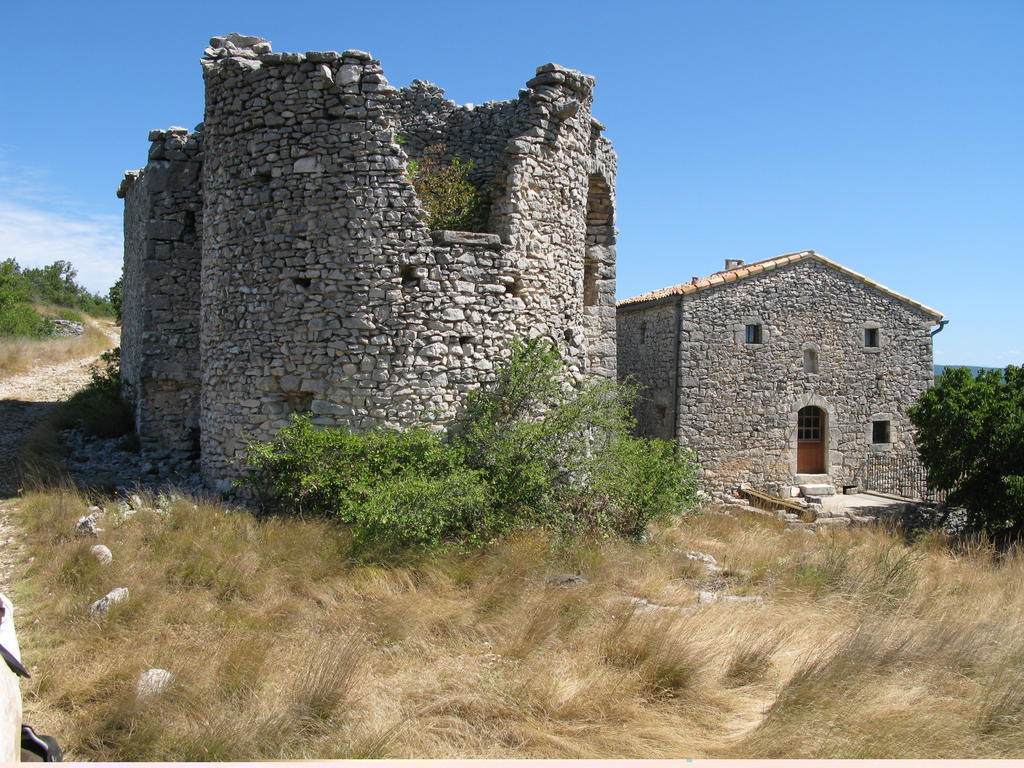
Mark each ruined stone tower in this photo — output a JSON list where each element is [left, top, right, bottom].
[[118, 34, 617, 490]]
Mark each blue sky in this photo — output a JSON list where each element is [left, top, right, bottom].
[[1, 0, 1020, 367]]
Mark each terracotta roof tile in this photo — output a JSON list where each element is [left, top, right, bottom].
[[617, 250, 944, 320]]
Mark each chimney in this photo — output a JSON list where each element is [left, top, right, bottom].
[[724, 259, 744, 270]]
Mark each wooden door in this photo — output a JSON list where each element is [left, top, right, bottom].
[[797, 406, 825, 474]]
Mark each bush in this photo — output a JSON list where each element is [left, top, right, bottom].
[[0, 301, 54, 338], [243, 416, 492, 548], [408, 143, 488, 232], [451, 338, 699, 538], [910, 365, 1024, 537], [55, 308, 84, 323], [243, 339, 700, 548]]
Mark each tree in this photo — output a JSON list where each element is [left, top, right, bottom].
[[108, 276, 123, 321], [910, 366, 1024, 536]]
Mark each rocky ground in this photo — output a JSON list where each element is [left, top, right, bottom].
[[0, 348, 112, 595], [0, 327, 129, 595]]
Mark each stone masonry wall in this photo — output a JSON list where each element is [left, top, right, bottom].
[[618, 257, 937, 493], [117, 128, 203, 463], [118, 34, 617, 490], [617, 300, 677, 441]]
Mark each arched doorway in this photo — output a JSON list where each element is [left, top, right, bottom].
[[797, 406, 826, 474]]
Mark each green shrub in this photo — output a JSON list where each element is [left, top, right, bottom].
[[0, 301, 54, 338], [243, 339, 700, 549], [243, 416, 492, 548], [55, 308, 83, 323], [408, 143, 489, 232], [910, 365, 1024, 536], [586, 435, 700, 538]]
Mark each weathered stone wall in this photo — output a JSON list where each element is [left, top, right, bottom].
[[619, 257, 938, 492], [117, 128, 203, 462], [617, 299, 677, 441], [120, 33, 617, 490]]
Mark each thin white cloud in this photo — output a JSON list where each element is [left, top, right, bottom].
[[0, 200, 122, 295]]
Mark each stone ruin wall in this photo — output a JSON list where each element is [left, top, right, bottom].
[[118, 130, 203, 464], [618, 258, 937, 493], [119, 34, 617, 490]]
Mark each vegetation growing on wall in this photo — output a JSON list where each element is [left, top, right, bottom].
[[407, 143, 489, 232], [243, 338, 699, 547]]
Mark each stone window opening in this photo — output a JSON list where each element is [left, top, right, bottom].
[[583, 258, 598, 307], [283, 391, 314, 415], [400, 265, 419, 290], [291, 276, 312, 290], [865, 327, 880, 347], [187, 427, 201, 460], [745, 324, 762, 344], [639, 320, 647, 345], [872, 420, 891, 444], [803, 348, 819, 374], [585, 175, 614, 247], [505, 278, 523, 297]]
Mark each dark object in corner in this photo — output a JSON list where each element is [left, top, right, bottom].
[[21, 725, 62, 762]]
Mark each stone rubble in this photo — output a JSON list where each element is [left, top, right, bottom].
[[49, 319, 84, 338], [74, 515, 101, 538]]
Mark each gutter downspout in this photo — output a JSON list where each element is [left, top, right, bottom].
[[672, 295, 683, 444], [930, 319, 949, 336]]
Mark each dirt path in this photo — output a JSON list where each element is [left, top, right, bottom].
[[0, 323, 119, 595]]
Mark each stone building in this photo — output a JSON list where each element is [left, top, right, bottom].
[[617, 251, 944, 497], [117, 33, 617, 490]]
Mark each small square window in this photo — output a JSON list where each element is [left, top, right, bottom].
[[745, 324, 762, 344], [864, 328, 880, 348], [872, 420, 891, 444]]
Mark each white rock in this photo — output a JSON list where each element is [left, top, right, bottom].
[[136, 668, 174, 698], [75, 515, 101, 537], [89, 545, 113, 565], [89, 587, 128, 615], [722, 595, 764, 605], [336, 64, 361, 85]]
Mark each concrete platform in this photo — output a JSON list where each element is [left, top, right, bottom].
[[817, 492, 912, 519]]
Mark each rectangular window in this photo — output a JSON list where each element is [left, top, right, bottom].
[[872, 420, 891, 444], [745, 324, 762, 344], [803, 349, 818, 373], [865, 328, 880, 348], [583, 258, 598, 307]]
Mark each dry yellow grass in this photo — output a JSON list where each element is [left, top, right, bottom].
[[0, 312, 115, 377], [10, 493, 1024, 760]]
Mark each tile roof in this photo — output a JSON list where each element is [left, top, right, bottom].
[[617, 250, 944, 319]]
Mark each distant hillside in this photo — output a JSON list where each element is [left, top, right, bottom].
[[934, 364, 1001, 378]]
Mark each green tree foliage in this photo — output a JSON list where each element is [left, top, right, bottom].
[[407, 143, 489, 232], [22, 260, 115, 317], [910, 365, 1024, 536], [108, 277, 123, 321], [0, 258, 53, 338], [0, 257, 116, 338], [243, 338, 700, 549]]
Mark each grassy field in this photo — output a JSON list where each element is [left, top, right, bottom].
[[0, 309, 114, 377], [10, 490, 1024, 760]]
